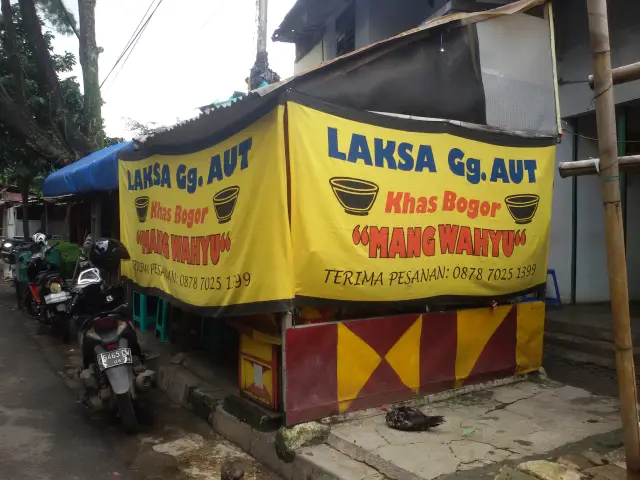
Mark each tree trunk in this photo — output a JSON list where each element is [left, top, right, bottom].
[[19, 178, 30, 239], [18, 0, 94, 159], [0, 86, 69, 162], [1, 0, 26, 106], [78, 0, 102, 146]]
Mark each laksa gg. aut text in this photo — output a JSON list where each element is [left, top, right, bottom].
[[126, 137, 253, 194], [327, 127, 538, 185]]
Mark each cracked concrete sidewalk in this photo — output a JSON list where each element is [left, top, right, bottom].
[[321, 380, 621, 480]]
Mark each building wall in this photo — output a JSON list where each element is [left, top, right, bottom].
[[294, 0, 442, 73], [547, 127, 574, 303], [574, 115, 610, 302], [555, 0, 640, 117], [14, 220, 42, 238], [4, 207, 16, 238], [294, 39, 325, 74], [365, 0, 439, 45], [626, 170, 640, 300], [549, 0, 640, 303]]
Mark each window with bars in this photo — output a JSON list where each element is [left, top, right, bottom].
[[336, 2, 355, 56]]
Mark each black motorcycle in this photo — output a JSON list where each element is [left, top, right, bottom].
[[74, 238, 154, 433]]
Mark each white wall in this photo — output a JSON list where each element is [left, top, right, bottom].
[[547, 125, 574, 303], [294, 39, 325, 74], [5, 207, 16, 238], [574, 115, 610, 302], [14, 220, 41, 238]]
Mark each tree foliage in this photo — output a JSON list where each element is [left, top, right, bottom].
[[125, 117, 167, 137], [0, 2, 86, 237], [36, 0, 78, 37], [0, 4, 84, 167]]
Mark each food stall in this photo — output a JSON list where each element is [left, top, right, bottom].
[[119, 0, 558, 424], [119, 94, 554, 424]]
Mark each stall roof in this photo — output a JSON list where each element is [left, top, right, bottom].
[[42, 142, 134, 198]]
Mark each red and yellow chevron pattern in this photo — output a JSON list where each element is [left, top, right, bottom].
[[285, 301, 544, 425]]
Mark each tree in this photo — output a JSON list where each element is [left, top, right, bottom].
[[77, 0, 101, 146], [37, 0, 102, 147], [0, 3, 86, 237], [125, 118, 167, 137], [0, 0, 101, 164]]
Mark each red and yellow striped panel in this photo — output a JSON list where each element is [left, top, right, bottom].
[[285, 301, 544, 425]]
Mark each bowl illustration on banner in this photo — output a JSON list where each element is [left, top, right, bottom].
[[505, 194, 540, 224], [213, 186, 240, 224], [135, 196, 150, 223], [329, 177, 379, 216]]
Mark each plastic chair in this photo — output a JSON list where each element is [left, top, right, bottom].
[[132, 291, 149, 332], [155, 298, 170, 343], [546, 269, 561, 306]]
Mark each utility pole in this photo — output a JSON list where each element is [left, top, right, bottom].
[[248, 0, 280, 90], [586, 0, 640, 476], [257, 0, 268, 55]]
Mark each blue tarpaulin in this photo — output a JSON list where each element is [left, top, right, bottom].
[[42, 142, 134, 197]]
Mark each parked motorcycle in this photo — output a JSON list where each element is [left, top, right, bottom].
[[66, 237, 125, 335], [74, 238, 154, 433], [8, 239, 37, 306], [21, 239, 72, 340]]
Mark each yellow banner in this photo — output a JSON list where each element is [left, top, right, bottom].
[[287, 101, 555, 303], [119, 107, 293, 314]]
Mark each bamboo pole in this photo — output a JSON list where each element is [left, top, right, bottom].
[[558, 155, 640, 178], [586, 0, 640, 476], [589, 61, 640, 89]]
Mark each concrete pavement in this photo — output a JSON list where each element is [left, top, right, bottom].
[[322, 380, 622, 480]]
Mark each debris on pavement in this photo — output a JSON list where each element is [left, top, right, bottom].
[[492, 449, 628, 480], [221, 459, 245, 480], [385, 406, 445, 432], [516, 460, 584, 480]]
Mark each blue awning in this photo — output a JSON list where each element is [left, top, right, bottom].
[[42, 142, 134, 197]]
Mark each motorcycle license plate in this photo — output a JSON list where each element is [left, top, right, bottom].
[[97, 348, 132, 371], [44, 292, 71, 304]]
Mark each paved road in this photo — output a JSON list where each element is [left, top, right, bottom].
[[0, 289, 132, 479], [0, 283, 279, 480]]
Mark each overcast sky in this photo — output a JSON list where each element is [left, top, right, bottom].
[[50, 0, 296, 139]]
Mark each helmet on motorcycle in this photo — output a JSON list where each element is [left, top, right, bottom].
[[32, 233, 46, 245], [82, 234, 92, 255], [89, 238, 130, 269]]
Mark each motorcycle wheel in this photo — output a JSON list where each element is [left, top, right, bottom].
[[24, 290, 39, 319], [116, 393, 139, 434]]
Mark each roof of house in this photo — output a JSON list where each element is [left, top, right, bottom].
[[131, 0, 547, 155], [272, 0, 351, 44]]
